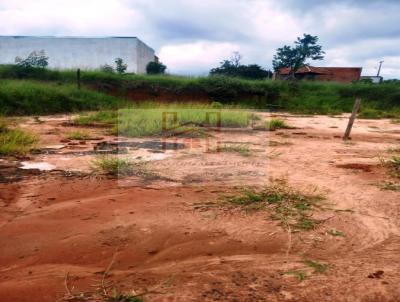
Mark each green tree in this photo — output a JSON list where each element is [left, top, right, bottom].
[[272, 34, 324, 79], [115, 58, 127, 74], [146, 61, 167, 74], [15, 50, 49, 69], [210, 52, 272, 80]]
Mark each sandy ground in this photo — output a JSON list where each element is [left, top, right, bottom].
[[1, 113, 400, 302]]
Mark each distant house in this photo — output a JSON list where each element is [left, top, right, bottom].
[[275, 66, 362, 83], [0, 36, 156, 74]]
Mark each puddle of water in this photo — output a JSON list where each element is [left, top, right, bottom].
[[20, 162, 56, 171]]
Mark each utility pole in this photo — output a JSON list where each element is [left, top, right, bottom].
[[377, 61, 384, 77]]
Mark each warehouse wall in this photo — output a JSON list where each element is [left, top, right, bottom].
[[0, 36, 155, 73]]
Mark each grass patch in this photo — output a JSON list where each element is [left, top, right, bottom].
[[359, 108, 384, 119], [384, 156, 400, 178], [74, 104, 253, 137], [91, 156, 162, 181], [304, 260, 329, 273], [0, 121, 38, 156], [73, 110, 118, 126], [255, 119, 291, 131], [380, 181, 400, 191], [387, 147, 400, 154], [117, 105, 251, 137], [1, 65, 400, 118], [215, 144, 251, 156], [109, 288, 143, 302], [0, 80, 124, 115], [284, 270, 307, 281], [221, 180, 324, 231], [284, 259, 329, 281], [91, 156, 134, 176], [66, 130, 93, 140]]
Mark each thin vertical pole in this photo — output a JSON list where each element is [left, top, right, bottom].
[[343, 98, 361, 141], [77, 68, 81, 90]]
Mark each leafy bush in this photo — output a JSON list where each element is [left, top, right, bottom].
[[146, 61, 167, 74]]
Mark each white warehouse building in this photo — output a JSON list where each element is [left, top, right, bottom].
[[0, 36, 156, 74]]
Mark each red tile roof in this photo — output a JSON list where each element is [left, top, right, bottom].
[[278, 66, 362, 75]]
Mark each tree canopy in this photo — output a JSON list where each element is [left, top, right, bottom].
[[272, 34, 324, 77], [146, 61, 167, 75], [210, 52, 272, 80]]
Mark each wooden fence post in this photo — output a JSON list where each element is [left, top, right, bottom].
[[343, 98, 361, 141], [77, 68, 81, 90]]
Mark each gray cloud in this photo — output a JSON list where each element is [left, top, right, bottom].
[[0, 0, 398, 78]]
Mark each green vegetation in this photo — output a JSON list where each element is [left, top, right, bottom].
[[66, 130, 93, 140], [222, 181, 324, 231], [91, 156, 134, 176], [210, 51, 272, 80], [284, 270, 307, 281], [304, 260, 329, 273], [75, 104, 251, 137], [273, 34, 324, 77], [73, 110, 118, 126], [0, 80, 123, 115], [146, 61, 167, 74], [384, 156, 400, 179], [109, 288, 143, 302], [0, 65, 399, 118], [258, 119, 291, 131], [380, 181, 400, 191], [0, 121, 38, 156], [118, 107, 250, 137], [215, 144, 251, 156], [284, 259, 329, 281]]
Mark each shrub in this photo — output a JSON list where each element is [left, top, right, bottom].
[[146, 61, 167, 74]]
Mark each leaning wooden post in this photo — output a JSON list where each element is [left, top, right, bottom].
[[343, 98, 361, 141], [77, 68, 81, 90]]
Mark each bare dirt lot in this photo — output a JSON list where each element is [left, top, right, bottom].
[[1, 113, 400, 302]]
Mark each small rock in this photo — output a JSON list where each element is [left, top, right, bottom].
[[368, 270, 384, 279]]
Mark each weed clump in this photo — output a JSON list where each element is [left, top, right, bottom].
[[255, 119, 291, 131], [66, 130, 93, 140], [384, 157, 400, 179], [222, 181, 324, 231], [214, 144, 251, 156], [91, 156, 134, 176], [0, 121, 38, 156]]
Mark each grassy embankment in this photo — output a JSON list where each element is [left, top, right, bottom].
[[0, 65, 399, 118]]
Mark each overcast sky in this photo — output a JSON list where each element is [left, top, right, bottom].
[[1, 0, 399, 78]]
